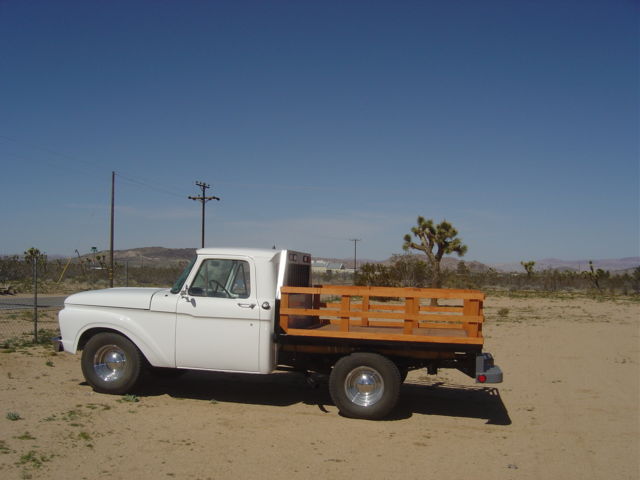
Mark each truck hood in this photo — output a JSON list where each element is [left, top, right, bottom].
[[64, 287, 167, 310]]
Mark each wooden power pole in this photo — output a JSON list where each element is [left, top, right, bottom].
[[188, 181, 220, 248], [109, 171, 115, 287]]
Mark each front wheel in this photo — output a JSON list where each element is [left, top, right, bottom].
[[81, 332, 143, 394], [329, 353, 401, 420]]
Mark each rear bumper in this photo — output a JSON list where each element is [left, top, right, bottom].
[[475, 353, 503, 383], [52, 336, 64, 352]]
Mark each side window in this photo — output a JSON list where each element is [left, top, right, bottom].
[[188, 259, 251, 299]]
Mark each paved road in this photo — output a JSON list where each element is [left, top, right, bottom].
[[0, 295, 66, 310]]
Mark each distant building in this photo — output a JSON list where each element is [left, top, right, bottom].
[[311, 260, 346, 273]]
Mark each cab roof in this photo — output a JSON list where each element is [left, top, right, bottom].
[[196, 247, 283, 260]]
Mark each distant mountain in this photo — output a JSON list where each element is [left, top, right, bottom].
[[89, 247, 196, 267], [491, 257, 640, 273], [323, 253, 639, 275]]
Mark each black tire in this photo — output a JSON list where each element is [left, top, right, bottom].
[[329, 353, 401, 420], [81, 332, 143, 394]]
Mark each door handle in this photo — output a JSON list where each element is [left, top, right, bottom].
[[237, 303, 256, 309]]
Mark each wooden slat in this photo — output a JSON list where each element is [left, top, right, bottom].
[[462, 299, 481, 337], [340, 296, 350, 332], [419, 305, 464, 313], [404, 297, 417, 334], [361, 295, 370, 326], [281, 285, 484, 300], [328, 303, 464, 314], [283, 327, 485, 345], [417, 322, 467, 330], [279, 307, 483, 324], [319, 320, 465, 329]]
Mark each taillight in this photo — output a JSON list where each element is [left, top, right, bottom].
[[477, 374, 487, 383]]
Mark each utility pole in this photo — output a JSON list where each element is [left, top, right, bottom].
[[33, 256, 38, 343], [349, 238, 361, 281], [109, 171, 115, 287], [188, 181, 220, 248]]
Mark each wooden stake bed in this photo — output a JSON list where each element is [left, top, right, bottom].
[[279, 285, 485, 347]]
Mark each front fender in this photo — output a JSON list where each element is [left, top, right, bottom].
[[59, 306, 176, 368]]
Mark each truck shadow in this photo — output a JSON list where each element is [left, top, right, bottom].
[[125, 370, 510, 424], [395, 381, 511, 424]]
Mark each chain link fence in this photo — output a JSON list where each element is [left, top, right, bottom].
[[0, 296, 62, 347]]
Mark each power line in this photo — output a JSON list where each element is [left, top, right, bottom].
[[116, 173, 185, 198], [188, 181, 220, 248], [0, 134, 186, 199], [0, 134, 101, 170]]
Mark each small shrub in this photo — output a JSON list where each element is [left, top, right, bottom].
[[62, 410, 80, 421], [6, 412, 22, 421], [18, 449, 51, 468], [497, 308, 509, 318]]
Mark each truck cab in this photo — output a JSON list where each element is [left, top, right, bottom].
[[168, 248, 310, 373], [58, 248, 310, 375]]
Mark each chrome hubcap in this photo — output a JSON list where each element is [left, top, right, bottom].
[[93, 344, 127, 382], [344, 367, 384, 407]]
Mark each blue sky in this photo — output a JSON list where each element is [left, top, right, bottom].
[[0, 0, 638, 263]]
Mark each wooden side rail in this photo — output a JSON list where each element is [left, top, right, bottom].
[[279, 285, 485, 345]]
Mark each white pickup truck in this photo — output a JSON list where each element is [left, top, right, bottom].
[[56, 247, 502, 419]]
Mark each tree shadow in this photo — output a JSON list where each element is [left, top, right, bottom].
[[103, 370, 511, 424]]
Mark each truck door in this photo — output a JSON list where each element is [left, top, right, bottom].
[[175, 257, 260, 372]]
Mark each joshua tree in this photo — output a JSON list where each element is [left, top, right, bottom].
[[23, 247, 42, 263], [402, 217, 468, 291], [583, 260, 609, 291], [520, 261, 535, 277], [23, 247, 47, 272], [631, 266, 640, 294]]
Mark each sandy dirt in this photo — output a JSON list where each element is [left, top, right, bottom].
[[0, 295, 638, 480]]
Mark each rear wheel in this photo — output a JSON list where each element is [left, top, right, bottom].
[[81, 332, 143, 394], [329, 353, 401, 420]]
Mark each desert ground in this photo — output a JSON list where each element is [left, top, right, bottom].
[[1, 294, 638, 480]]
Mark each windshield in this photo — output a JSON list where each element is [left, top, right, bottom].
[[170, 257, 196, 294]]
